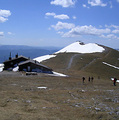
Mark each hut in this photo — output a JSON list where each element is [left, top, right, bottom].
[[18, 59, 53, 74], [3, 55, 29, 70]]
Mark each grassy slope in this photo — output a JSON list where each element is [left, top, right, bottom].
[[42, 47, 119, 78], [84, 48, 119, 78]]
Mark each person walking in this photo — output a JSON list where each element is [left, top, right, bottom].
[[91, 77, 94, 82], [82, 77, 85, 83], [88, 77, 90, 82]]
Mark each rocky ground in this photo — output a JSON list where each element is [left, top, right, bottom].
[[0, 71, 119, 120]]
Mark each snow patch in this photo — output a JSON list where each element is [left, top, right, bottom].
[[55, 42, 105, 54], [111, 78, 119, 83], [48, 71, 68, 77], [0, 64, 4, 72], [103, 62, 119, 70], [37, 87, 47, 89], [34, 54, 56, 63], [53, 71, 68, 77], [13, 66, 19, 72]]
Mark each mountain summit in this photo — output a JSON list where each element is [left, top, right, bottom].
[[55, 41, 105, 54], [34, 42, 105, 63]]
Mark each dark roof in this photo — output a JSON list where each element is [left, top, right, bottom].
[[4, 55, 29, 63], [18, 59, 52, 71]]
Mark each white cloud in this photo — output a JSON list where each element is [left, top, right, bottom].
[[109, 1, 113, 8], [54, 14, 69, 19], [105, 25, 119, 29], [72, 16, 76, 19], [45, 12, 70, 20], [112, 30, 119, 34], [88, 0, 107, 7], [50, 0, 76, 7], [8, 32, 14, 35], [83, 4, 87, 7], [83, 4, 90, 8], [51, 21, 119, 40], [0, 9, 11, 23], [51, 21, 75, 30], [0, 9, 11, 17], [117, 0, 119, 3], [57, 31, 64, 35], [101, 34, 119, 40], [45, 12, 56, 16], [0, 32, 4, 36], [0, 16, 8, 23], [62, 25, 111, 37]]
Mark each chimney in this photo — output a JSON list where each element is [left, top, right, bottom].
[[9, 52, 12, 60], [16, 53, 18, 58]]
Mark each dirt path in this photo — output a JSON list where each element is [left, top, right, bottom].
[[67, 54, 100, 70], [80, 58, 98, 70], [67, 48, 110, 70], [67, 54, 81, 69], [80, 48, 111, 70]]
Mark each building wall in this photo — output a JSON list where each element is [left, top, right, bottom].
[[19, 63, 53, 73]]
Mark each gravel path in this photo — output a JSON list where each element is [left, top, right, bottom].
[[67, 54, 81, 69]]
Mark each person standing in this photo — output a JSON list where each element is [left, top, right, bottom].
[[113, 77, 117, 86]]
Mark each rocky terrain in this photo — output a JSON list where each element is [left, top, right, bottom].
[[0, 71, 118, 120]]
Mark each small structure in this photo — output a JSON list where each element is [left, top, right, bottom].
[[3, 55, 29, 71], [18, 59, 53, 74], [3, 54, 53, 74]]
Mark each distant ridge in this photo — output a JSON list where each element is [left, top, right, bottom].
[[0, 45, 60, 63]]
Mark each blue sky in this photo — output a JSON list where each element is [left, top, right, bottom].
[[0, 0, 119, 48]]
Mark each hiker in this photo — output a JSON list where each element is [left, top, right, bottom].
[[82, 77, 85, 83], [91, 77, 94, 82], [88, 77, 90, 82], [113, 77, 117, 86]]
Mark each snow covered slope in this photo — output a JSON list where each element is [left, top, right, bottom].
[[55, 42, 105, 54], [34, 42, 105, 63], [34, 54, 56, 63], [0, 64, 4, 72]]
